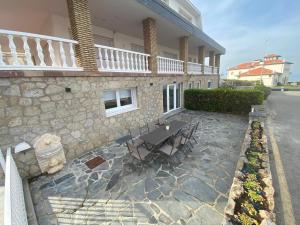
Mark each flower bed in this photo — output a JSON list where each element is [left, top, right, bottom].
[[223, 121, 275, 225]]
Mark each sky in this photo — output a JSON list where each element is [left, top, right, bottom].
[[191, 0, 300, 81]]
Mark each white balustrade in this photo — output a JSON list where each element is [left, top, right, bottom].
[[95, 44, 150, 73], [213, 67, 219, 74], [0, 29, 82, 71], [203, 65, 214, 74], [187, 62, 203, 75], [4, 148, 28, 225], [157, 56, 184, 74]]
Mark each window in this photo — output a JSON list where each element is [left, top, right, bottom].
[[196, 82, 200, 89], [131, 44, 144, 53], [93, 34, 113, 46], [208, 80, 212, 89], [103, 88, 137, 116], [163, 51, 178, 59], [163, 83, 182, 113], [188, 81, 194, 89]]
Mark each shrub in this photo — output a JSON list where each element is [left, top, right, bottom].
[[254, 85, 271, 99], [184, 89, 264, 114]]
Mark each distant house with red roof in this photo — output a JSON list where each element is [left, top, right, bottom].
[[227, 54, 292, 87]]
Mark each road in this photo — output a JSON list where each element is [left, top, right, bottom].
[[267, 91, 300, 225]]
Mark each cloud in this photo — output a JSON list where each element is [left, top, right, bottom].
[[192, 0, 300, 81]]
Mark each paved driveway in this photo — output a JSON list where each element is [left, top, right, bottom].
[[30, 111, 247, 225], [267, 91, 300, 225]]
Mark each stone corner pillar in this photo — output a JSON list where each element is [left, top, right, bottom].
[[179, 36, 189, 74], [215, 54, 221, 74], [198, 45, 206, 73], [209, 51, 215, 67], [143, 18, 158, 75], [66, 0, 98, 72]]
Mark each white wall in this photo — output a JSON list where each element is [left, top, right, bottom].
[[162, 0, 202, 29]]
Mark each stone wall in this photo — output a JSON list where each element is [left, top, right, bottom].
[[0, 74, 219, 178]]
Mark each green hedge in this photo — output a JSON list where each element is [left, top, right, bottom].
[[184, 89, 264, 114], [254, 85, 271, 99]]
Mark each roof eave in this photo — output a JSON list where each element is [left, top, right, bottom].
[[137, 0, 225, 54]]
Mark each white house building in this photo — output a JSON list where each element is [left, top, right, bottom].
[[227, 54, 292, 86]]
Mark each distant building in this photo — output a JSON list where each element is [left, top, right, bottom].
[[227, 54, 293, 86]]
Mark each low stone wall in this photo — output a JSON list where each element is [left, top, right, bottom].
[[223, 119, 275, 224], [0, 74, 219, 178]]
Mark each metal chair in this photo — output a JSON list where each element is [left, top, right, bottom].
[[147, 121, 158, 133], [156, 117, 166, 126], [191, 121, 200, 144], [128, 128, 144, 147], [159, 134, 183, 156], [126, 141, 152, 161], [180, 125, 195, 152], [126, 141, 152, 174]]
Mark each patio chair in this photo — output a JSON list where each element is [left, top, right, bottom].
[[147, 121, 158, 133], [128, 128, 144, 147], [126, 141, 152, 161], [156, 117, 166, 126], [126, 141, 152, 174], [191, 121, 200, 144], [159, 134, 183, 156], [180, 125, 195, 152]]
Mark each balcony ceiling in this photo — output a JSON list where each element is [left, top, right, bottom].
[[89, 0, 224, 56], [0, 0, 224, 56]]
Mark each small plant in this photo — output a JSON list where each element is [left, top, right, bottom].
[[244, 178, 262, 192], [248, 157, 260, 168], [247, 151, 262, 159], [241, 200, 258, 217], [237, 212, 259, 225], [243, 164, 257, 174], [247, 190, 264, 203]]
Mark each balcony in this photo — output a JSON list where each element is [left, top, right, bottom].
[[0, 29, 82, 71], [95, 45, 150, 73], [188, 62, 219, 75], [157, 56, 184, 74]]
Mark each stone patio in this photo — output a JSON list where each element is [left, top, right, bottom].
[[29, 110, 248, 225]]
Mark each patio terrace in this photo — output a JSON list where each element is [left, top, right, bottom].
[[29, 111, 248, 225]]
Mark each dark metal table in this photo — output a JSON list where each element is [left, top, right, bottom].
[[140, 120, 187, 147]]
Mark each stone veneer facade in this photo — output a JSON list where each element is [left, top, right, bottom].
[[0, 73, 218, 178]]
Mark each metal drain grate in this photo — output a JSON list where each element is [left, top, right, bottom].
[[85, 156, 106, 169]]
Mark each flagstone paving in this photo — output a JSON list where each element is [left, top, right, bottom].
[[29, 110, 248, 225]]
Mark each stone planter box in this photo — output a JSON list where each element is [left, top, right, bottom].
[[223, 118, 276, 225]]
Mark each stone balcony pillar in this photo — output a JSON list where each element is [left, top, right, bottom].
[[143, 18, 158, 75], [66, 0, 98, 72], [215, 54, 221, 74], [209, 51, 215, 67], [198, 46, 205, 73], [179, 36, 189, 74]]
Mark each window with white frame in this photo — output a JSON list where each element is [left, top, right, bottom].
[[103, 88, 137, 116], [196, 82, 200, 89], [208, 80, 212, 89]]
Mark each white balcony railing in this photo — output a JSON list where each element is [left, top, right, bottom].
[[157, 56, 184, 74], [213, 67, 219, 74], [3, 148, 28, 225], [95, 44, 150, 73], [187, 62, 203, 75], [0, 29, 82, 71], [203, 65, 213, 74]]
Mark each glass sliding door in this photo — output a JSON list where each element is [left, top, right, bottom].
[[168, 84, 175, 111], [163, 83, 182, 113], [176, 83, 181, 108], [163, 85, 168, 113]]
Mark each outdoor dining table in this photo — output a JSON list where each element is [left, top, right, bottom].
[[139, 120, 187, 149]]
